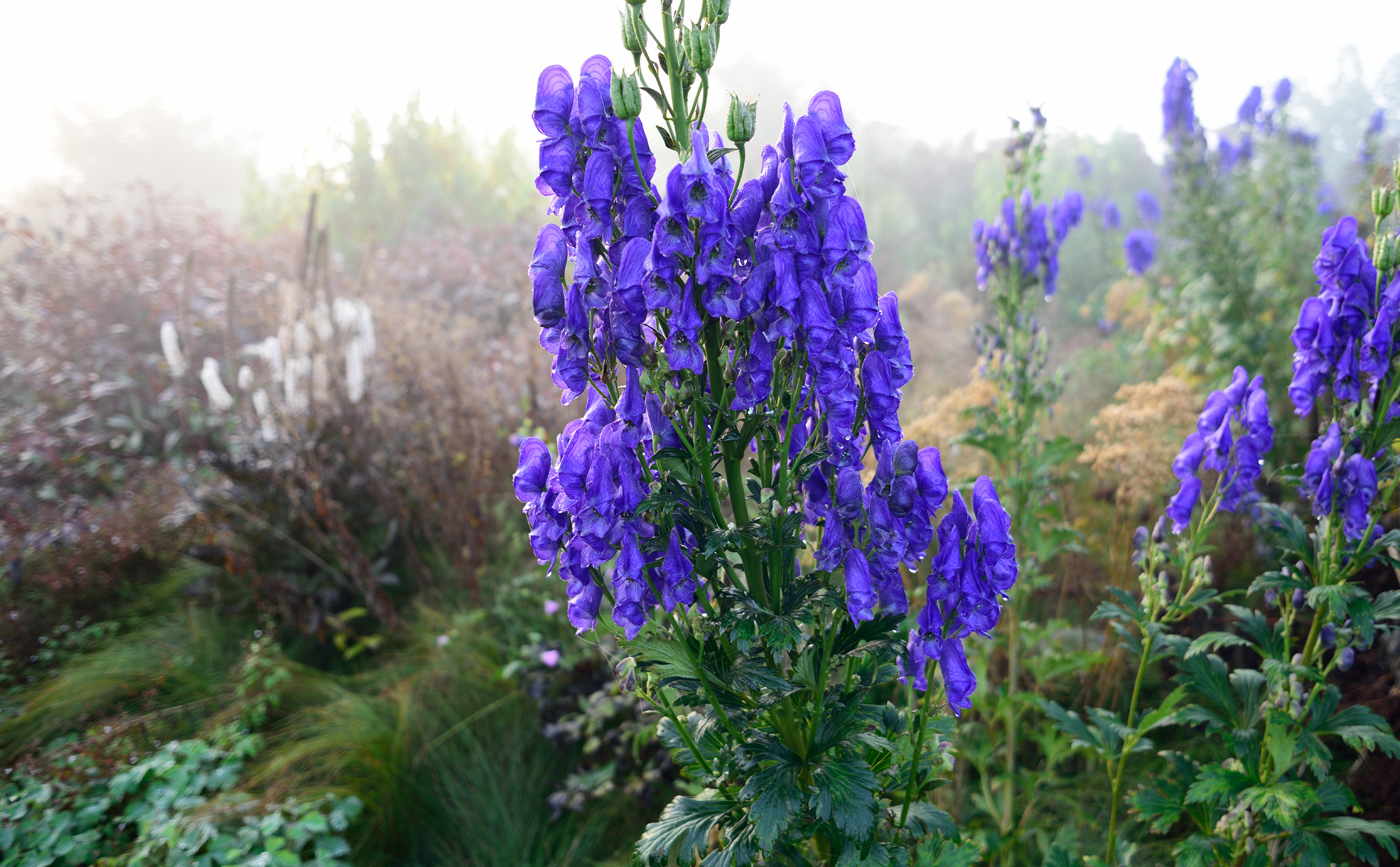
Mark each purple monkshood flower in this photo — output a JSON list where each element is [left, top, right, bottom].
[[1274, 78, 1292, 107], [1238, 86, 1263, 125], [973, 476, 1017, 597], [1136, 191, 1161, 225], [1288, 217, 1386, 416], [530, 225, 569, 330], [898, 477, 1014, 714], [941, 638, 976, 717], [1367, 108, 1386, 138], [1166, 367, 1273, 532], [971, 189, 1082, 295], [843, 548, 877, 623], [1075, 155, 1092, 178], [659, 527, 698, 611], [1124, 229, 1157, 275], [520, 55, 1024, 666], [1100, 200, 1121, 232], [1164, 58, 1198, 145], [1302, 423, 1378, 541]]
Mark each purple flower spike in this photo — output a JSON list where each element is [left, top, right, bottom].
[[843, 548, 877, 623], [941, 638, 976, 717]]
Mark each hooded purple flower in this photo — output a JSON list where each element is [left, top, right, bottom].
[[659, 527, 697, 611], [1289, 217, 1384, 415], [1167, 433, 1205, 533], [1166, 367, 1272, 531], [533, 66, 577, 197], [897, 628, 930, 691], [1274, 78, 1291, 107], [1238, 86, 1263, 125], [972, 476, 1017, 597], [861, 351, 902, 451], [1163, 58, 1198, 146], [874, 293, 914, 388], [1136, 191, 1161, 225], [843, 548, 877, 623], [941, 638, 976, 717], [1339, 453, 1378, 541], [612, 527, 651, 640], [530, 225, 569, 330], [1100, 200, 1121, 232], [731, 329, 777, 410], [1124, 229, 1156, 275], [664, 283, 706, 374]]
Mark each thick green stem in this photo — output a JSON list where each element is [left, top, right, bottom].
[[804, 612, 839, 756], [651, 688, 714, 777], [677, 629, 744, 743], [1002, 596, 1019, 841], [702, 318, 768, 608], [661, 8, 690, 154], [899, 665, 939, 828], [1107, 624, 1154, 862]]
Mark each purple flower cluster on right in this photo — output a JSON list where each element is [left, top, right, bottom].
[[1288, 216, 1394, 416], [1166, 367, 1274, 533], [1286, 216, 1398, 539]]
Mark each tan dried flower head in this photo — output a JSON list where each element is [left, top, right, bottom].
[[906, 364, 998, 479], [1104, 277, 1152, 332], [1080, 373, 1200, 508]]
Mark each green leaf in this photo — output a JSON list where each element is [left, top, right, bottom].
[[810, 752, 878, 839], [1264, 710, 1298, 781], [1316, 816, 1400, 864], [898, 802, 957, 839], [913, 837, 982, 867], [1237, 781, 1318, 828], [1185, 764, 1251, 806], [637, 792, 737, 865], [1138, 685, 1190, 732], [740, 763, 802, 849], [1185, 631, 1250, 659]]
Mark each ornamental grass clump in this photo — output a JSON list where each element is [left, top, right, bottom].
[[512, 1, 1016, 861]]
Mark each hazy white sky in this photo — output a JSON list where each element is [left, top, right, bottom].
[[4, 0, 1396, 199]]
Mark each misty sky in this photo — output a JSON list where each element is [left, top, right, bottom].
[[5, 0, 1397, 200]]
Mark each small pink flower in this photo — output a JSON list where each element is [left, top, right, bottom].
[[543, 599, 561, 616], [540, 649, 561, 668]]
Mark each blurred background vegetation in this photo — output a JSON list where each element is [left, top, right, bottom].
[[1, 48, 1398, 866]]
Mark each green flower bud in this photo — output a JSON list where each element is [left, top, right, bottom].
[[1373, 187, 1394, 220], [1393, 158, 1400, 186], [625, 0, 646, 6], [702, 0, 730, 23], [611, 70, 643, 121], [726, 93, 757, 144], [683, 24, 715, 72]]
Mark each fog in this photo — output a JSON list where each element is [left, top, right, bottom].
[[6, 0, 1399, 213]]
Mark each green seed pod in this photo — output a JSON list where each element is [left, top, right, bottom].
[[684, 24, 715, 72], [702, 0, 730, 23], [619, 9, 646, 62], [726, 93, 757, 144], [611, 70, 643, 121]]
